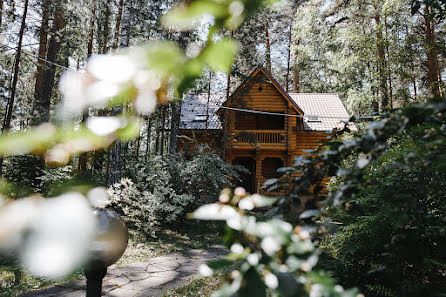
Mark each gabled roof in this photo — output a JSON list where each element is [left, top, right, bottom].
[[180, 93, 352, 131], [219, 66, 304, 115], [179, 93, 226, 130], [289, 93, 354, 131], [179, 66, 354, 131]]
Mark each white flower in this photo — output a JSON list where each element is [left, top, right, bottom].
[[265, 272, 278, 289], [230, 243, 244, 254], [234, 187, 246, 197], [87, 187, 109, 208], [247, 253, 260, 265], [261, 237, 281, 256], [238, 197, 254, 210], [192, 203, 241, 221], [198, 264, 213, 276], [86, 117, 123, 136], [357, 157, 369, 169], [87, 55, 137, 83], [86, 81, 120, 107], [21, 192, 95, 278]]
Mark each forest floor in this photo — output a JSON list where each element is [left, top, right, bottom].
[[0, 221, 224, 297]]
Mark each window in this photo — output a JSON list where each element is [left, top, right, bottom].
[[193, 115, 207, 122], [306, 115, 321, 122]]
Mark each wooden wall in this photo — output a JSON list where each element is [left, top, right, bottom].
[[178, 130, 224, 156], [179, 70, 333, 201]]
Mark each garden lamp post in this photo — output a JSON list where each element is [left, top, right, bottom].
[[85, 208, 128, 297]]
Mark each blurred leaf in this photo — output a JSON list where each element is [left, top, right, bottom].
[[207, 258, 234, 270], [189, 203, 241, 220], [299, 209, 321, 219], [202, 38, 238, 73], [162, 0, 227, 30], [145, 42, 185, 76]]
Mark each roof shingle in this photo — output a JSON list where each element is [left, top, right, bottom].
[[180, 93, 354, 131]]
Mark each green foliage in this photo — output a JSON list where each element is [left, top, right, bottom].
[[190, 189, 361, 297], [107, 178, 159, 238], [109, 145, 244, 237], [261, 97, 446, 297], [320, 126, 446, 296]]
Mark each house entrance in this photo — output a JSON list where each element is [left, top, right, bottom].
[[233, 157, 256, 193]]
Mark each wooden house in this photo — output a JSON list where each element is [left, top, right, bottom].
[[178, 66, 353, 195]]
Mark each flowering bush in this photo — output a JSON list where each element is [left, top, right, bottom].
[[106, 178, 159, 238], [192, 188, 361, 297]]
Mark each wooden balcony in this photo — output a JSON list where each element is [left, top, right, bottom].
[[230, 130, 287, 149], [257, 177, 287, 196]]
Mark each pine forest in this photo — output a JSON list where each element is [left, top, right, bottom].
[[0, 0, 445, 296]]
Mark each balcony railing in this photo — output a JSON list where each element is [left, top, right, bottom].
[[232, 130, 286, 145]]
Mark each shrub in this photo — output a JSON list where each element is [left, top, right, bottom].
[[107, 178, 159, 238]]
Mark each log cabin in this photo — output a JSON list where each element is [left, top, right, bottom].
[[178, 66, 354, 196]]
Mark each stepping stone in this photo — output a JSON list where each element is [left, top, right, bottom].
[[19, 245, 228, 297]]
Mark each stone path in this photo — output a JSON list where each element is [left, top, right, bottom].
[[21, 246, 227, 297]]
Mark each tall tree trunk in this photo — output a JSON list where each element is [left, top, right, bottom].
[[113, 0, 125, 50], [34, 0, 50, 108], [384, 16, 393, 109], [160, 106, 166, 155], [204, 71, 212, 141], [32, 0, 65, 125], [155, 111, 160, 154], [169, 102, 181, 154], [424, 5, 442, 96], [0, 0, 29, 175], [145, 117, 152, 160], [87, 2, 96, 58], [293, 40, 300, 92], [135, 132, 141, 159], [0, 0, 3, 31], [285, 23, 292, 93], [265, 20, 271, 73], [108, 0, 131, 185], [375, 11, 388, 111], [102, 0, 111, 54], [79, 2, 96, 175]]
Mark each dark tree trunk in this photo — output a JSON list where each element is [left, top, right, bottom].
[[265, 20, 271, 73], [424, 5, 442, 96], [285, 23, 292, 93], [87, 2, 96, 58], [108, 140, 121, 185], [293, 40, 300, 92], [136, 126, 141, 159], [169, 102, 181, 154], [375, 12, 388, 110], [204, 71, 212, 141], [0, 0, 3, 31], [34, 0, 50, 109], [384, 16, 393, 109], [223, 67, 231, 160], [160, 107, 166, 155], [145, 117, 152, 160], [102, 0, 111, 54], [107, 0, 131, 185], [113, 0, 124, 49], [155, 111, 160, 154], [0, 0, 29, 175], [32, 0, 65, 125], [79, 3, 96, 175]]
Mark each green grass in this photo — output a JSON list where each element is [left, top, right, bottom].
[[1, 220, 224, 297], [116, 220, 224, 265], [163, 273, 226, 297]]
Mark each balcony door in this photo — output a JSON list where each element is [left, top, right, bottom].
[[233, 157, 256, 194]]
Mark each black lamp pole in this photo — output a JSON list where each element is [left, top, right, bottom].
[[85, 208, 128, 297], [85, 265, 107, 297]]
